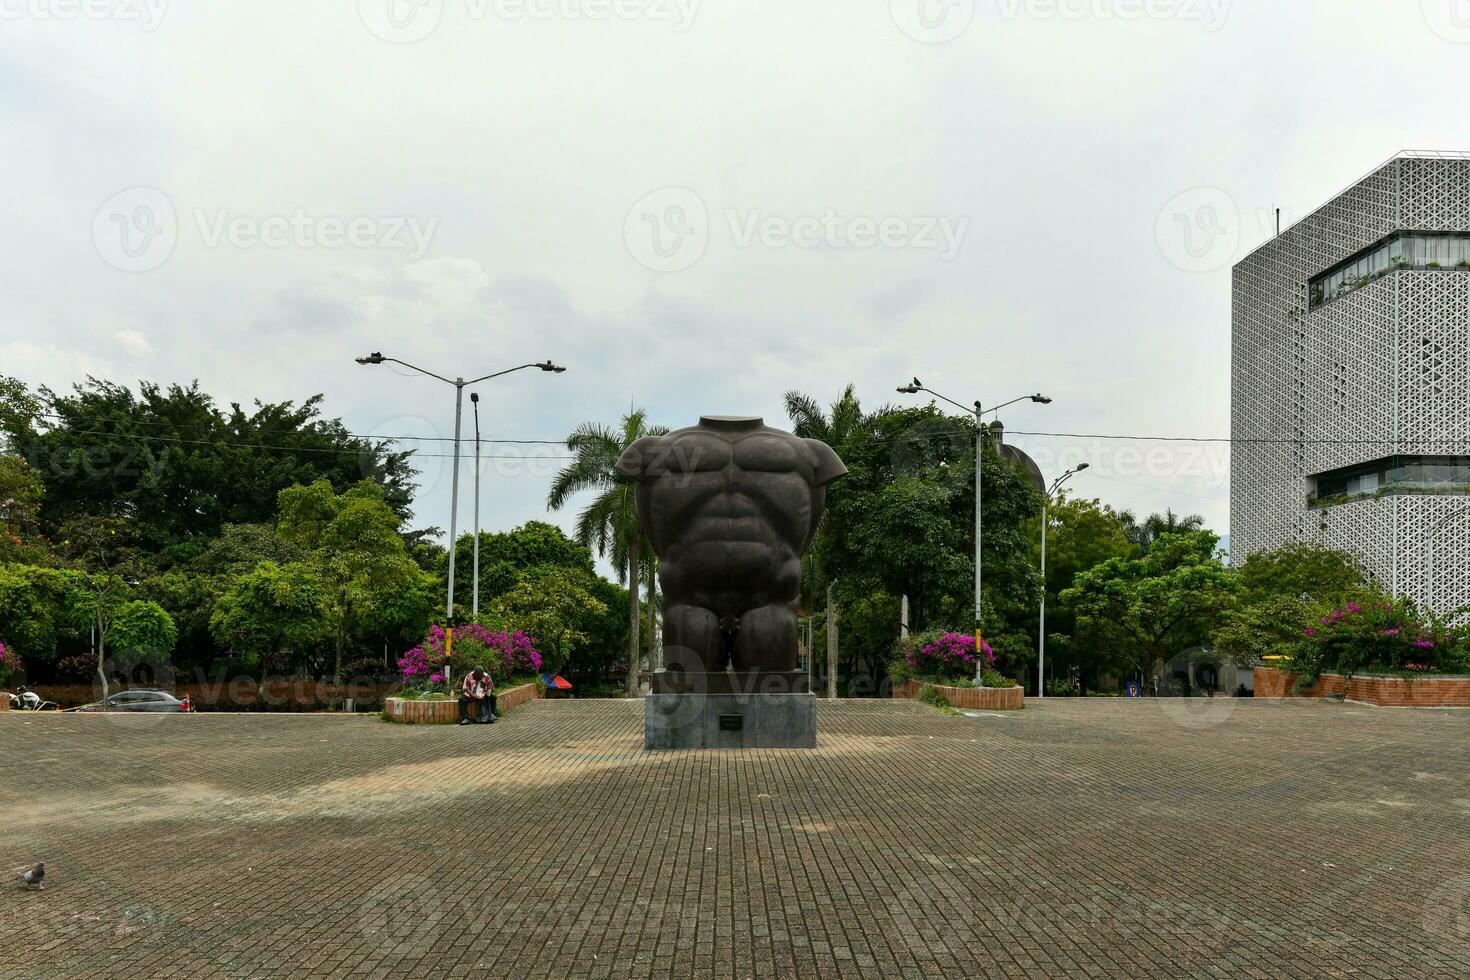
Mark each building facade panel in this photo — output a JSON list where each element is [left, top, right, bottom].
[[1232, 153, 1470, 616]]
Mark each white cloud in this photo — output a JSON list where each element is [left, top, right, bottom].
[[2, 0, 1463, 545], [114, 329, 153, 356]]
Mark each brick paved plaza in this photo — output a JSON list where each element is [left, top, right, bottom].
[[3, 698, 1469, 979]]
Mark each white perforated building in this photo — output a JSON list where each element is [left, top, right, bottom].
[[1231, 151, 1470, 616]]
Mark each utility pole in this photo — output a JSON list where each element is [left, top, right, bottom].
[[1039, 465, 1089, 698], [471, 392, 482, 620], [355, 353, 566, 624], [898, 380, 1052, 684]]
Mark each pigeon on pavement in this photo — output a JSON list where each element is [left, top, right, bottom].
[[18, 863, 44, 890]]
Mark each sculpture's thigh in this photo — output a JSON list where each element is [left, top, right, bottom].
[[731, 603, 799, 672], [663, 603, 724, 673]]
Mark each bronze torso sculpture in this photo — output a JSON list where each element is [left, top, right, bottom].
[[617, 416, 846, 679]]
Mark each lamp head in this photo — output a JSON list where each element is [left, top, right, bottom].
[[896, 384, 920, 394], [1031, 394, 1053, 404], [470, 392, 479, 404], [539, 360, 567, 373], [1075, 462, 1090, 472], [355, 352, 386, 365]]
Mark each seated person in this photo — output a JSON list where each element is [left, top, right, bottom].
[[458, 667, 496, 725]]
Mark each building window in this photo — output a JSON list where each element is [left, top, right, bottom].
[[1308, 232, 1470, 310], [1310, 456, 1470, 506]]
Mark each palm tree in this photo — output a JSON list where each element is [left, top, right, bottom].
[[1120, 508, 1206, 554], [784, 385, 864, 698], [547, 410, 669, 696]]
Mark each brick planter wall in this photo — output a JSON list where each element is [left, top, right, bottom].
[[895, 678, 1024, 710], [385, 682, 541, 724], [1254, 666, 1470, 707]]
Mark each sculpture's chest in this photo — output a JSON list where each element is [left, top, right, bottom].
[[657, 431, 809, 480]]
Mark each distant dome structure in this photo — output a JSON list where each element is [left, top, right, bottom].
[[988, 421, 1045, 494]]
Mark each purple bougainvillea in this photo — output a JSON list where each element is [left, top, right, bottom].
[[906, 631, 995, 679], [399, 623, 543, 683]]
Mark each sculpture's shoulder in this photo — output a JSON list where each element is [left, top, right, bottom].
[[616, 427, 730, 481], [729, 426, 846, 487], [802, 437, 847, 487]]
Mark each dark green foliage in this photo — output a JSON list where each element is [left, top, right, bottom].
[[2, 376, 417, 549]]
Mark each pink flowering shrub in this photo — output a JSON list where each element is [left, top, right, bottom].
[[399, 623, 543, 686], [1298, 597, 1456, 676], [897, 629, 995, 682], [0, 641, 15, 687]]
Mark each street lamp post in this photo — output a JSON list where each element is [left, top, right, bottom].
[[897, 379, 1051, 684], [1039, 464, 1089, 699], [470, 392, 482, 620], [355, 353, 566, 627]]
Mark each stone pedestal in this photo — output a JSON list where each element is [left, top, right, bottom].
[[644, 689, 817, 750]]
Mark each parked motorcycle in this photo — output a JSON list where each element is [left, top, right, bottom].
[[4, 686, 60, 711]]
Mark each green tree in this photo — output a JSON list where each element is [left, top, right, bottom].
[[276, 480, 430, 691], [1120, 509, 1206, 554], [809, 400, 1043, 691], [3, 377, 417, 550], [0, 563, 85, 669], [211, 561, 328, 687], [105, 599, 179, 675], [451, 520, 598, 613], [0, 456, 49, 565], [1212, 542, 1376, 674], [485, 565, 608, 673], [1237, 541, 1367, 605], [547, 410, 669, 696], [1029, 494, 1138, 692], [1060, 531, 1238, 694], [59, 515, 142, 698], [784, 385, 865, 697]]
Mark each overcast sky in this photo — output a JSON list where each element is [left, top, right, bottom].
[[4, 1, 1469, 563]]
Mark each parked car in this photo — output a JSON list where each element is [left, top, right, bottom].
[[77, 690, 190, 713]]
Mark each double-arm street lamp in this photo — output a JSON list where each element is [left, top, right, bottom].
[[355, 353, 566, 624], [1038, 464, 1089, 698], [897, 379, 1052, 684]]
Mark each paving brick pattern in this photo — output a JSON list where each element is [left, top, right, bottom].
[[2, 699, 1468, 978]]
